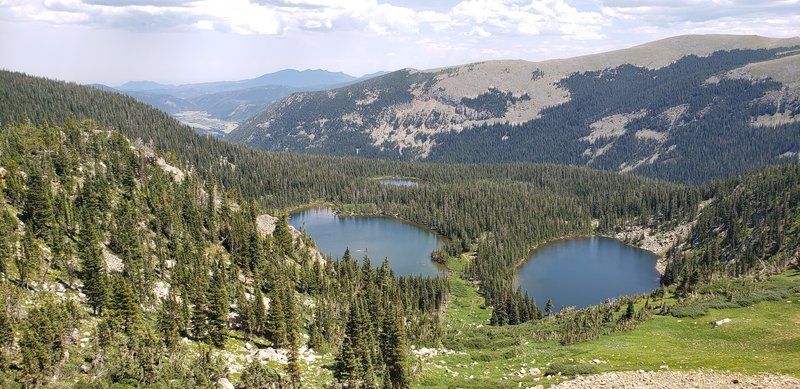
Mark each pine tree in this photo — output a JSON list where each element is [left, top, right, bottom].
[[0, 296, 12, 368], [207, 267, 229, 348], [191, 288, 209, 342], [545, 298, 554, 317], [0, 212, 12, 275], [334, 300, 362, 385], [19, 325, 48, 387], [78, 220, 107, 315], [107, 276, 141, 333], [205, 177, 218, 241], [265, 285, 287, 347], [382, 308, 410, 389], [157, 291, 182, 350], [18, 230, 40, 288], [623, 300, 636, 321], [334, 298, 375, 387], [285, 287, 302, 388], [273, 215, 294, 256], [22, 165, 53, 240]]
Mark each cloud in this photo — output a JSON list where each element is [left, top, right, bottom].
[[450, 0, 607, 40], [1, 0, 797, 41], [600, 0, 800, 26], [2, 0, 609, 39]]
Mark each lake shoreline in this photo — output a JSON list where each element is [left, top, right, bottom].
[[514, 234, 668, 282], [288, 206, 447, 276], [514, 235, 661, 310]]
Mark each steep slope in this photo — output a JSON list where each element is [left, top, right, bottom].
[[0, 121, 447, 387], [230, 35, 800, 183], [2, 68, 799, 388]]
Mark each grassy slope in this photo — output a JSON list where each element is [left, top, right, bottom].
[[415, 261, 800, 388]]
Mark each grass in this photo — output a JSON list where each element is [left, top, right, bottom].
[[442, 254, 491, 329], [413, 262, 800, 388]]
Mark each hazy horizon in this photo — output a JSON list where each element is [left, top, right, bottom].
[[2, 1, 799, 85]]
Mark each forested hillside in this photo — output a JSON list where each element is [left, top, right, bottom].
[[663, 164, 800, 290], [0, 69, 702, 327], [230, 37, 800, 183], [0, 121, 445, 387], [1, 69, 799, 387]]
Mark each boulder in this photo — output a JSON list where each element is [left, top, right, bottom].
[[218, 377, 235, 389], [711, 318, 732, 328]]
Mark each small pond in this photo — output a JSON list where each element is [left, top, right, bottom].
[[378, 179, 419, 187], [515, 236, 660, 311], [289, 208, 444, 276]]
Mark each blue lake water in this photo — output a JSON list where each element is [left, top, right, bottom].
[[515, 236, 660, 311], [289, 208, 444, 276], [379, 179, 419, 187]]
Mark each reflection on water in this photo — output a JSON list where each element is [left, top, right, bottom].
[[289, 208, 443, 276], [515, 236, 660, 311]]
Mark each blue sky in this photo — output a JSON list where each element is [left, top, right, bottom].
[[1, 0, 798, 85]]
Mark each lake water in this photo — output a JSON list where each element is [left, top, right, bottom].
[[515, 236, 660, 311], [379, 179, 419, 187], [289, 208, 444, 276]]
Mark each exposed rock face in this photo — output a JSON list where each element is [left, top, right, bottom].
[[229, 35, 800, 183], [256, 214, 325, 264]]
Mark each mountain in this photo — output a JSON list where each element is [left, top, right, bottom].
[[114, 69, 358, 98], [116, 80, 174, 91], [108, 69, 388, 137], [229, 34, 800, 183], [2, 68, 800, 388]]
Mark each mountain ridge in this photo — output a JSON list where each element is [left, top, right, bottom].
[[108, 68, 390, 137], [229, 34, 800, 183]]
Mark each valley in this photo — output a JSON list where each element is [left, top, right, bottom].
[[0, 34, 799, 389], [103, 69, 387, 137]]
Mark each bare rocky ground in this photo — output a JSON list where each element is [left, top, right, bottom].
[[550, 370, 800, 388]]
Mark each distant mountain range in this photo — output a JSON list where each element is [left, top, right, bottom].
[[95, 69, 388, 137], [228, 34, 800, 183]]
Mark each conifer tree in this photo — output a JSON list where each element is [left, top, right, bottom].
[[623, 300, 636, 322], [0, 296, 12, 367], [78, 220, 107, 315], [157, 291, 182, 350], [191, 288, 209, 342], [334, 298, 376, 387], [265, 285, 287, 347], [22, 165, 53, 240], [207, 267, 229, 348], [107, 276, 141, 333], [382, 308, 410, 389], [272, 214, 294, 257], [238, 359, 285, 389], [18, 230, 40, 288], [0, 211, 13, 275], [545, 298, 554, 317], [285, 287, 302, 388], [19, 325, 48, 387]]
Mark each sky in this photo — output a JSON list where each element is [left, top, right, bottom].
[[1, 0, 798, 86]]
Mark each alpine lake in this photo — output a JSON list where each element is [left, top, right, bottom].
[[291, 207, 660, 310], [515, 236, 660, 311]]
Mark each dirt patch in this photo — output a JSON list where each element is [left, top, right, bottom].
[[613, 220, 695, 274], [551, 370, 800, 388], [634, 129, 667, 142], [581, 110, 647, 144]]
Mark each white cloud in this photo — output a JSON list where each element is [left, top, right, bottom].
[[450, 0, 606, 39], [469, 26, 491, 37], [2, 0, 610, 39], [2, 0, 799, 85]]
